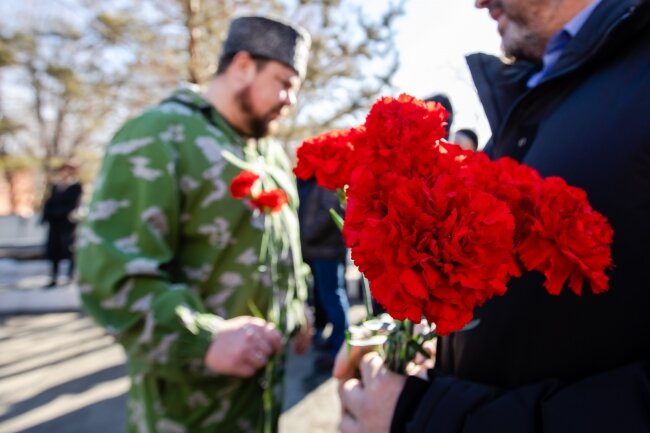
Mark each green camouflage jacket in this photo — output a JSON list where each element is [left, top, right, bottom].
[[77, 86, 306, 433]]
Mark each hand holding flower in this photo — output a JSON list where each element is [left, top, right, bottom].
[[204, 316, 282, 377], [338, 352, 406, 433]]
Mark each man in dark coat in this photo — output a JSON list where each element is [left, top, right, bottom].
[[298, 177, 349, 370], [335, 0, 650, 432], [42, 162, 83, 287]]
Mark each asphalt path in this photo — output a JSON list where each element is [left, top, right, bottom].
[[0, 259, 366, 433]]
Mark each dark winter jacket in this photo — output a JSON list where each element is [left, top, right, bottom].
[[297, 177, 347, 261], [42, 182, 82, 260], [392, 0, 650, 431]]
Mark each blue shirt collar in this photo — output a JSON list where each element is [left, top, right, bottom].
[[527, 0, 602, 87]]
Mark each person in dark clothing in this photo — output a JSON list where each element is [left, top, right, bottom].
[[298, 177, 349, 370], [297, 178, 329, 345], [335, 0, 650, 432], [424, 94, 453, 140], [453, 128, 479, 152], [42, 162, 83, 287]]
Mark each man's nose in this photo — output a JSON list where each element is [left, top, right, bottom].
[[475, 0, 490, 9], [281, 90, 297, 107]]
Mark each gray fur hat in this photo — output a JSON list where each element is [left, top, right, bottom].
[[222, 15, 311, 79]]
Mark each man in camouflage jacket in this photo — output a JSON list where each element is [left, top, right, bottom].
[[77, 16, 311, 433]]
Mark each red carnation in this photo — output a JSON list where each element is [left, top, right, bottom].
[[343, 166, 394, 247], [517, 177, 613, 295], [364, 94, 448, 147], [349, 175, 518, 335], [294, 128, 361, 190], [466, 154, 543, 248], [230, 170, 260, 199], [251, 189, 288, 213], [358, 94, 449, 173]]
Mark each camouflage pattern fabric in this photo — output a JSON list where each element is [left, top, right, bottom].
[[77, 86, 307, 433]]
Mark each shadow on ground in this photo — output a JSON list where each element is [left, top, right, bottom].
[[0, 312, 347, 433]]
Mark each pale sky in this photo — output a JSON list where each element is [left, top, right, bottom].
[[389, 0, 502, 147]]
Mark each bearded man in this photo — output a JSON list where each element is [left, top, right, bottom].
[[336, 0, 650, 432], [77, 16, 312, 433]]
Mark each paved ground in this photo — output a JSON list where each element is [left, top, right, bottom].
[[0, 259, 364, 433]]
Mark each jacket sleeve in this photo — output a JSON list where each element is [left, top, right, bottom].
[[76, 113, 222, 375], [393, 360, 650, 433]]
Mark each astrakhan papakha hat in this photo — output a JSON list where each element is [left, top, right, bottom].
[[222, 15, 311, 79]]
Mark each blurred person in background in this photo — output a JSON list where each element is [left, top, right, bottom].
[[41, 161, 82, 288], [298, 176, 349, 372], [453, 128, 479, 152]]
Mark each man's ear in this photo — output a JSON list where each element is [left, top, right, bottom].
[[230, 51, 257, 84]]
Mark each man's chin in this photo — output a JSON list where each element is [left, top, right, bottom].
[[249, 120, 274, 139], [500, 29, 545, 62]]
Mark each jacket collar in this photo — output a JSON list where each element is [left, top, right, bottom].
[[544, 0, 646, 83], [165, 86, 247, 148], [465, 53, 535, 141]]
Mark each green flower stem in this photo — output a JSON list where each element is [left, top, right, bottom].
[[383, 319, 437, 373], [361, 276, 373, 319], [258, 214, 284, 433]]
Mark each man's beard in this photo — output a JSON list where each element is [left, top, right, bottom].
[[491, 0, 546, 62], [502, 27, 546, 62], [236, 86, 282, 139]]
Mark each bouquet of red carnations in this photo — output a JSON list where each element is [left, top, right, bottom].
[[294, 94, 613, 372]]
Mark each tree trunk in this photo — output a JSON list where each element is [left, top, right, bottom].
[[183, 0, 202, 84], [2, 169, 16, 214]]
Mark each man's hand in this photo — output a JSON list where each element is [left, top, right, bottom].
[[338, 352, 406, 433], [333, 343, 373, 381], [334, 338, 437, 381], [204, 316, 282, 377], [405, 338, 436, 379]]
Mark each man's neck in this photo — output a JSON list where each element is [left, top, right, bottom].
[[203, 77, 250, 138], [547, 0, 595, 39]]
